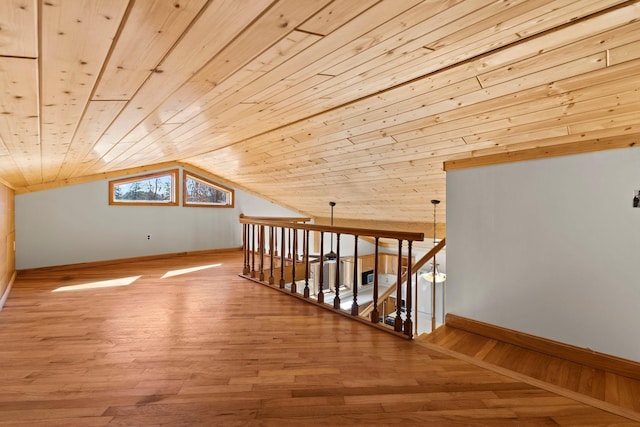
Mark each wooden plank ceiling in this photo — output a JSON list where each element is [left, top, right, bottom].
[[1, 0, 640, 227]]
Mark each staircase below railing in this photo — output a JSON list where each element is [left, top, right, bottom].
[[360, 238, 446, 333], [239, 215, 425, 338]]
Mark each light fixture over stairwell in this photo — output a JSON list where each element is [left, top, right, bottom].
[[422, 199, 446, 283], [325, 201, 337, 261]]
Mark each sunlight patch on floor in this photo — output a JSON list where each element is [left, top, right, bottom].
[[52, 276, 141, 292], [161, 263, 221, 279]]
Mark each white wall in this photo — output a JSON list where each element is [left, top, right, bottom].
[[15, 168, 301, 269], [446, 147, 640, 362]]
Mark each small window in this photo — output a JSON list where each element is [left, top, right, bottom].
[[183, 171, 234, 208], [109, 169, 178, 206]]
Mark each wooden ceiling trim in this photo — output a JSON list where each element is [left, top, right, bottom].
[[0, 0, 37, 58], [39, 0, 129, 183], [93, 0, 208, 101], [443, 132, 640, 172]]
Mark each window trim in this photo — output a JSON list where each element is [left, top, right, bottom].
[[108, 169, 179, 206], [183, 171, 234, 208]]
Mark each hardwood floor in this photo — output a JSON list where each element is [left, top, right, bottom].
[[420, 324, 640, 418], [0, 251, 637, 426]]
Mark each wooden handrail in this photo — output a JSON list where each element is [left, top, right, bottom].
[[359, 238, 446, 318], [239, 217, 424, 242], [239, 215, 427, 339], [239, 214, 311, 223]]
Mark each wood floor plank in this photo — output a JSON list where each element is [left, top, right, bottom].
[[0, 251, 636, 425]]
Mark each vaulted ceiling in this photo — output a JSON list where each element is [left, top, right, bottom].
[[1, 0, 640, 227]]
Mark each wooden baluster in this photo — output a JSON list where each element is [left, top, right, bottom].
[[287, 229, 292, 259], [371, 237, 380, 323], [304, 230, 310, 298], [269, 226, 275, 285], [404, 241, 413, 338], [394, 240, 403, 332], [252, 223, 256, 275], [242, 224, 249, 275], [302, 228, 306, 262], [318, 232, 325, 304], [291, 228, 298, 294], [280, 226, 286, 288], [351, 235, 359, 316], [259, 225, 265, 281], [333, 234, 341, 309]]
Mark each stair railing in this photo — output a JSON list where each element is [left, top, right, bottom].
[[360, 238, 446, 334], [239, 215, 424, 338]]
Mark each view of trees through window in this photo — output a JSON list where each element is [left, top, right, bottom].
[[184, 173, 233, 207], [109, 170, 178, 205], [109, 169, 232, 207], [114, 176, 172, 201]]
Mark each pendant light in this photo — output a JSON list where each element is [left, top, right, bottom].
[[422, 199, 446, 283], [325, 201, 337, 260]]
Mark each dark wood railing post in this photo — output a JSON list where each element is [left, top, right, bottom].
[[351, 235, 359, 316], [242, 224, 249, 275], [404, 241, 413, 338], [371, 237, 380, 323], [279, 226, 286, 288], [291, 228, 298, 294], [394, 240, 403, 332], [304, 230, 310, 298], [269, 226, 275, 285], [333, 233, 341, 309], [287, 229, 292, 259], [259, 225, 265, 281], [318, 232, 325, 304], [250, 224, 256, 278]]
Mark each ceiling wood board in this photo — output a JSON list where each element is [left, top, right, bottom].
[[0, 0, 37, 58]]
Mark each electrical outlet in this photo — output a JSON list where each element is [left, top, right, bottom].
[[147, 235, 151, 240]]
